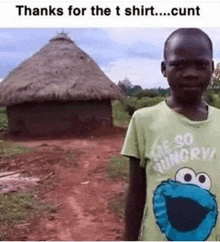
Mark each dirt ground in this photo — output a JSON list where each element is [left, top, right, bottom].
[[2, 129, 127, 241]]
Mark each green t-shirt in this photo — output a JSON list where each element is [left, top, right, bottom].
[[121, 100, 220, 241]]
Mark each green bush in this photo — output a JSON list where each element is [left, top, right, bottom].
[[112, 97, 165, 126], [111, 100, 130, 127], [112, 100, 129, 121], [0, 108, 8, 131], [125, 96, 165, 116], [212, 93, 220, 109], [204, 92, 220, 108]]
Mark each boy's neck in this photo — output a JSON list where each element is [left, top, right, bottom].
[[166, 96, 208, 121]]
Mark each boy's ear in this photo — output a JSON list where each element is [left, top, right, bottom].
[[161, 61, 166, 77]]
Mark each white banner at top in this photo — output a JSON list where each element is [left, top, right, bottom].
[[0, 0, 219, 28]]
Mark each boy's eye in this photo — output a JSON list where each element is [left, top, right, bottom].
[[177, 64, 184, 68], [169, 62, 186, 69], [196, 62, 208, 69], [170, 61, 210, 70], [173, 63, 186, 70]]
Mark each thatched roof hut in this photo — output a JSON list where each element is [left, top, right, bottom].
[[0, 33, 124, 137]]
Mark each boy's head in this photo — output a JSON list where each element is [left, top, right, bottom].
[[163, 28, 213, 60], [161, 28, 214, 103]]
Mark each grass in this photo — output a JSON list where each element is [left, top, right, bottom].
[[0, 192, 50, 225], [0, 192, 52, 240], [108, 194, 126, 218], [0, 140, 48, 240], [108, 155, 129, 218], [63, 149, 83, 168], [108, 155, 129, 180], [0, 140, 66, 240], [0, 140, 31, 159]]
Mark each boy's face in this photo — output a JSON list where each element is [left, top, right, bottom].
[[161, 35, 214, 103]]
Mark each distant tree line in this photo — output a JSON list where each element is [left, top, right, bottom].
[[117, 63, 220, 115], [117, 78, 169, 117], [117, 78, 170, 98], [117, 62, 220, 104]]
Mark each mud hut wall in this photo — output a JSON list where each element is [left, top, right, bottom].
[[7, 99, 113, 136]]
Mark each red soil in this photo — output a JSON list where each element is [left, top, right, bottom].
[[5, 129, 126, 241]]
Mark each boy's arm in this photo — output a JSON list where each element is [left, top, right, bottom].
[[124, 156, 146, 241]]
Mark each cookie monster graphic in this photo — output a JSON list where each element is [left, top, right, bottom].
[[153, 167, 218, 241]]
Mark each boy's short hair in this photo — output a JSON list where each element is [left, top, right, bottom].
[[163, 28, 213, 60]]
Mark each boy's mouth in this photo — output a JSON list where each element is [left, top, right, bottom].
[[179, 82, 205, 91], [182, 86, 203, 91]]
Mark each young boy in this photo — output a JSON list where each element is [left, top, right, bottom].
[[121, 28, 220, 241]]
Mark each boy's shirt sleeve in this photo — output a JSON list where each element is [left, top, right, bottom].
[[121, 111, 146, 167]]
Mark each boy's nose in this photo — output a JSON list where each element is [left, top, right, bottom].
[[183, 66, 198, 77]]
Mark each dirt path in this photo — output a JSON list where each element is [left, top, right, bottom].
[[14, 133, 126, 241]]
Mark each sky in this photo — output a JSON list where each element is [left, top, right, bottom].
[[1, 28, 220, 89]]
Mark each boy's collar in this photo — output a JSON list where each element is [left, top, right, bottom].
[[164, 98, 210, 122]]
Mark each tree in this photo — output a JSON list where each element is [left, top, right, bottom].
[[209, 63, 220, 92], [117, 78, 133, 94], [133, 85, 142, 91]]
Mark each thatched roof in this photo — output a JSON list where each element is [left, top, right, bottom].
[[0, 33, 123, 107]]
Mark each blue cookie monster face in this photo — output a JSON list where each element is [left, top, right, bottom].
[[153, 167, 218, 241]]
